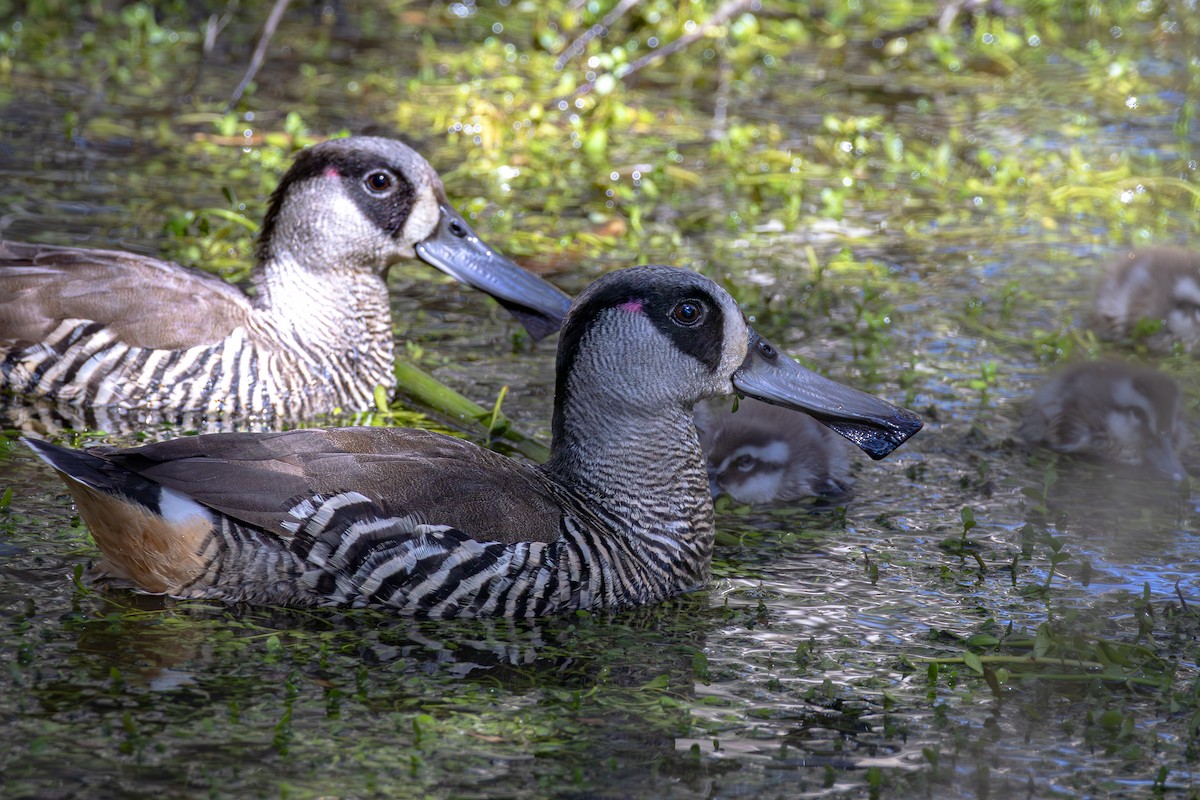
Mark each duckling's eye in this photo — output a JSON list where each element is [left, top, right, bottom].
[[732, 454, 757, 473], [1126, 406, 1151, 427], [671, 300, 705, 327], [364, 171, 394, 194]]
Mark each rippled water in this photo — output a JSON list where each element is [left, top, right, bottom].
[[2, 4, 1199, 798]]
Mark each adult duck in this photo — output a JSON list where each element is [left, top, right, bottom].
[[25, 265, 923, 618], [1, 136, 571, 419]]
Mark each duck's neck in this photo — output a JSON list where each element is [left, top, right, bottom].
[[250, 254, 396, 394], [543, 396, 715, 587]]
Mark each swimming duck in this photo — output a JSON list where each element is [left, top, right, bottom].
[[1, 136, 571, 419], [25, 265, 923, 618], [1017, 360, 1188, 481], [695, 396, 855, 504], [1093, 247, 1200, 354]]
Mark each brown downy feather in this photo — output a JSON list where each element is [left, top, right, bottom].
[[60, 476, 210, 592]]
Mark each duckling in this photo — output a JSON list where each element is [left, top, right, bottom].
[[25, 265, 923, 618], [694, 396, 855, 503], [1093, 247, 1200, 354], [1017, 360, 1188, 481], [1, 136, 571, 420]]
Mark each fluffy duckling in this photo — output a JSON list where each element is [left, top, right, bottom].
[[1017, 360, 1188, 481], [1093, 247, 1200, 354], [1, 136, 571, 420], [694, 396, 856, 504], [25, 265, 923, 618]]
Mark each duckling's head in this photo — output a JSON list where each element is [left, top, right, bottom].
[[549, 265, 923, 461], [695, 397, 855, 503], [1094, 248, 1200, 353], [256, 135, 569, 340], [1020, 360, 1189, 481]]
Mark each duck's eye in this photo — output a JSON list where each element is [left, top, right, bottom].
[[448, 218, 468, 238], [671, 300, 705, 327], [365, 171, 394, 193]]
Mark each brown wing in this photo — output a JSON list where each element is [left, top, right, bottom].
[[0, 240, 253, 350], [106, 427, 568, 544]]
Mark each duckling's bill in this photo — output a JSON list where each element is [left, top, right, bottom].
[[732, 330, 923, 460], [415, 202, 571, 341]]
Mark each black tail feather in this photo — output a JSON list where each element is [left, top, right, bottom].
[[23, 437, 163, 512]]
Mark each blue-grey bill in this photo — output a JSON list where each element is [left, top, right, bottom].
[[416, 203, 572, 341], [732, 331, 923, 460]]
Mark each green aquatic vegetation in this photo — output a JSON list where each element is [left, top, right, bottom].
[[939, 506, 988, 569], [387, 361, 550, 461], [162, 194, 261, 283], [966, 360, 999, 407], [1, 2, 202, 93], [842, 280, 899, 362], [1023, 525, 1074, 597], [924, 618, 1175, 692], [710, 505, 848, 581]]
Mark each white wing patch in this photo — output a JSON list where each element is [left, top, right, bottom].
[[157, 487, 213, 526]]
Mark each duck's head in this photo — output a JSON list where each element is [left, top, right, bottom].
[[256, 135, 571, 340], [550, 265, 923, 459]]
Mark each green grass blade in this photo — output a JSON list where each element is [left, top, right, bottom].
[[393, 360, 551, 463]]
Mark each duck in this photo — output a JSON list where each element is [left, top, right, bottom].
[[24, 265, 923, 618], [694, 396, 855, 504], [0, 135, 572, 420], [1093, 247, 1200, 354], [1017, 359, 1188, 481]]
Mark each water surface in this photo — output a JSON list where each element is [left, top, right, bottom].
[[1, 3, 1198, 798]]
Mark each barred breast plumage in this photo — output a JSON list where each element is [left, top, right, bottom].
[[26, 265, 923, 618], [1, 135, 571, 420]]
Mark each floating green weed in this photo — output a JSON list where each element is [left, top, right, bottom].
[[924, 620, 1173, 691]]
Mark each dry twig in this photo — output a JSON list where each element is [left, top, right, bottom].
[[555, 0, 644, 72], [568, 0, 756, 100], [227, 0, 292, 110]]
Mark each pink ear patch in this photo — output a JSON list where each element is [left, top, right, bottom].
[[323, 166, 340, 178], [618, 299, 645, 314]]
